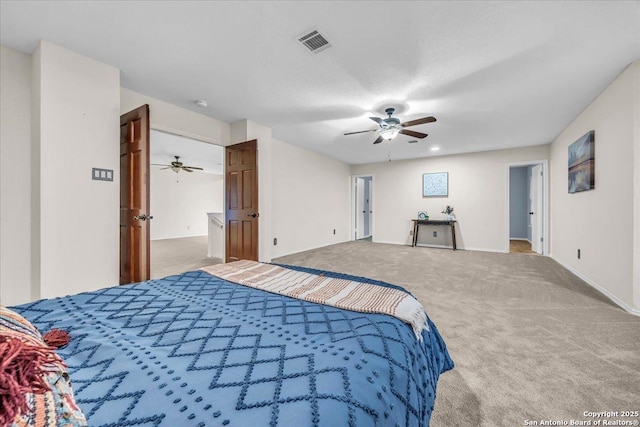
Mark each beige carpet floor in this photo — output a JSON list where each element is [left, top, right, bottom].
[[151, 236, 222, 279], [274, 241, 640, 427]]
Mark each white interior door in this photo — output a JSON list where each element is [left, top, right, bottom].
[[355, 178, 365, 239], [530, 164, 543, 254], [366, 180, 372, 237]]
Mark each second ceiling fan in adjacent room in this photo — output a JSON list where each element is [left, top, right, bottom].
[[151, 155, 204, 182], [152, 155, 203, 173]]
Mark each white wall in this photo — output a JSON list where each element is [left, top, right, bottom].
[[550, 61, 640, 313], [634, 62, 640, 312], [248, 121, 273, 263], [31, 44, 41, 304], [0, 46, 32, 305], [271, 138, 351, 258], [230, 121, 351, 261], [35, 41, 121, 299], [150, 166, 223, 240], [121, 88, 230, 146], [351, 145, 550, 252]]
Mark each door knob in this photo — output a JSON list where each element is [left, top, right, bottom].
[[529, 212, 534, 215], [133, 214, 153, 221], [248, 213, 259, 218]]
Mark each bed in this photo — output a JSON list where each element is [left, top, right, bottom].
[[9, 261, 453, 427]]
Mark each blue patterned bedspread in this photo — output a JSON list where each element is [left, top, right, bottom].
[[12, 265, 453, 427]]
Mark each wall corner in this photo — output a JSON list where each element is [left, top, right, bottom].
[[632, 61, 640, 311]]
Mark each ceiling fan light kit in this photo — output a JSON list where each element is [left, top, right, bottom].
[[344, 107, 436, 144], [380, 128, 400, 140]]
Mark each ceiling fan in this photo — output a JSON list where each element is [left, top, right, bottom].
[[151, 156, 203, 173], [344, 108, 436, 144]]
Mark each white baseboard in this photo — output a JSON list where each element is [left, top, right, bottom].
[[271, 239, 350, 260], [551, 255, 640, 316], [151, 234, 208, 241], [416, 244, 456, 250], [509, 238, 529, 241], [373, 240, 507, 254], [372, 239, 410, 246], [463, 246, 509, 254]]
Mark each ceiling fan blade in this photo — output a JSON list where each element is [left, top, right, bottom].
[[344, 129, 378, 136], [369, 117, 383, 125], [373, 135, 384, 145], [401, 116, 436, 128], [160, 166, 171, 170], [185, 166, 204, 170], [400, 129, 428, 139], [407, 140, 419, 144], [182, 168, 194, 172]]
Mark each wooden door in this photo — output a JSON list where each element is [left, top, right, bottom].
[[120, 105, 150, 284], [225, 140, 259, 262]]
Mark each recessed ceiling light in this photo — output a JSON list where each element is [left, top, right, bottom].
[[430, 146, 440, 151], [195, 100, 208, 108]]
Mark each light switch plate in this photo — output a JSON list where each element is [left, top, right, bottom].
[[92, 168, 113, 181]]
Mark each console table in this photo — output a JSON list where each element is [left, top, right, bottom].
[[411, 219, 457, 250]]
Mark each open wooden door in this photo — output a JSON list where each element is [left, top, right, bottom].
[[120, 105, 151, 284], [225, 140, 259, 262]]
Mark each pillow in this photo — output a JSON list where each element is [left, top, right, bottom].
[[0, 305, 87, 427]]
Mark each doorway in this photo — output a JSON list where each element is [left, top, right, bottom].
[[353, 175, 373, 241], [149, 129, 225, 278], [507, 161, 548, 255], [225, 140, 259, 262]]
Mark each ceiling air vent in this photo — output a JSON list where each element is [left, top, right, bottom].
[[298, 30, 331, 54]]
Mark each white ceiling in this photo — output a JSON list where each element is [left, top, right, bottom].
[[150, 130, 223, 175], [1, 1, 638, 165]]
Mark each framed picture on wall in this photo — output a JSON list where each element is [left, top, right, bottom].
[[568, 131, 595, 194], [423, 172, 448, 197]]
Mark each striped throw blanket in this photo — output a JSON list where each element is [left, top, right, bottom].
[[200, 261, 429, 338]]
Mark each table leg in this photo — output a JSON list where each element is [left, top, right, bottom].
[[451, 222, 457, 250], [412, 221, 418, 247]]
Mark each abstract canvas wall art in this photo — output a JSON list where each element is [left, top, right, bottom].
[[423, 172, 448, 197], [568, 131, 595, 194]]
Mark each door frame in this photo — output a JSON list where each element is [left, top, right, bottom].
[[530, 164, 544, 254], [505, 160, 549, 255], [225, 139, 259, 262], [351, 174, 374, 241], [148, 127, 226, 262]]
